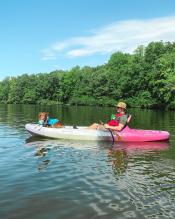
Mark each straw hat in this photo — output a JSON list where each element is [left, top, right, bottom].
[[116, 102, 127, 109]]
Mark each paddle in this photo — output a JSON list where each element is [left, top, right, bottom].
[[99, 120, 115, 142], [99, 120, 123, 142]]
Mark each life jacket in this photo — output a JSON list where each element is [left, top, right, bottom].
[[47, 118, 59, 126], [107, 113, 124, 126], [39, 117, 59, 126]]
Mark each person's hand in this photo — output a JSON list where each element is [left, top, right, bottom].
[[104, 124, 110, 129]]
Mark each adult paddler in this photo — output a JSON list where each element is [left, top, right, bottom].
[[89, 102, 130, 131]]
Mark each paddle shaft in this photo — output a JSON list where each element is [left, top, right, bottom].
[[99, 121, 115, 142]]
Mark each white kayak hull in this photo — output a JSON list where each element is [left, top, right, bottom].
[[25, 124, 113, 141]]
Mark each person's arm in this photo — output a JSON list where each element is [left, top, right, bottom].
[[104, 123, 124, 131]]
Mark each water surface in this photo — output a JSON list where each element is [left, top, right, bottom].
[[0, 104, 175, 219]]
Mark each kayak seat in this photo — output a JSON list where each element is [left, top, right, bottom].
[[127, 114, 132, 124], [121, 114, 132, 131]]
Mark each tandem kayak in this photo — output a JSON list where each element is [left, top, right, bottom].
[[25, 123, 170, 142]]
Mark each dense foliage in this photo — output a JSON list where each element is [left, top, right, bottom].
[[0, 41, 175, 109]]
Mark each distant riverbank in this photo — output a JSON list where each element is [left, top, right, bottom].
[[0, 41, 175, 109]]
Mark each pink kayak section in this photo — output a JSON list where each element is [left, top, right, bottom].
[[117, 126, 170, 142]]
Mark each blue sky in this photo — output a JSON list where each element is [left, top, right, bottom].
[[0, 0, 175, 79]]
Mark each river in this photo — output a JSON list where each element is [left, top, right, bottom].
[[0, 104, 175, 219]]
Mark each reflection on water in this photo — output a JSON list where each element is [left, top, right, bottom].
[[34, 147, 51, 172], [26, 137, 170, 176], [0, 104, 175, 219], [108, 141, 170, 176], [23, 137, 175, 219]]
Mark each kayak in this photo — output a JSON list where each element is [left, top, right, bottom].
[[25, 123, 170, 142]]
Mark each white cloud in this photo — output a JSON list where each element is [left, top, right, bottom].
[[41, 16, 175, 60]]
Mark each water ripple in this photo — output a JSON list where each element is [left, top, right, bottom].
[[0, 106, 175, 219]]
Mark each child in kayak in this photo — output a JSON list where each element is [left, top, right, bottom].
[[89, 102, 131, 131]]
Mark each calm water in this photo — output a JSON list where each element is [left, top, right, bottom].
[[0, 104, 175, 219]]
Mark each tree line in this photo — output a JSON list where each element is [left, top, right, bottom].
[[0, 41, 175, 109]]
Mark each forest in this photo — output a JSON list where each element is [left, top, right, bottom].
[[0, 41, 175, 109]]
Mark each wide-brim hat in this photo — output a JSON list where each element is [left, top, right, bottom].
[[116, 102, 127, 109]]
